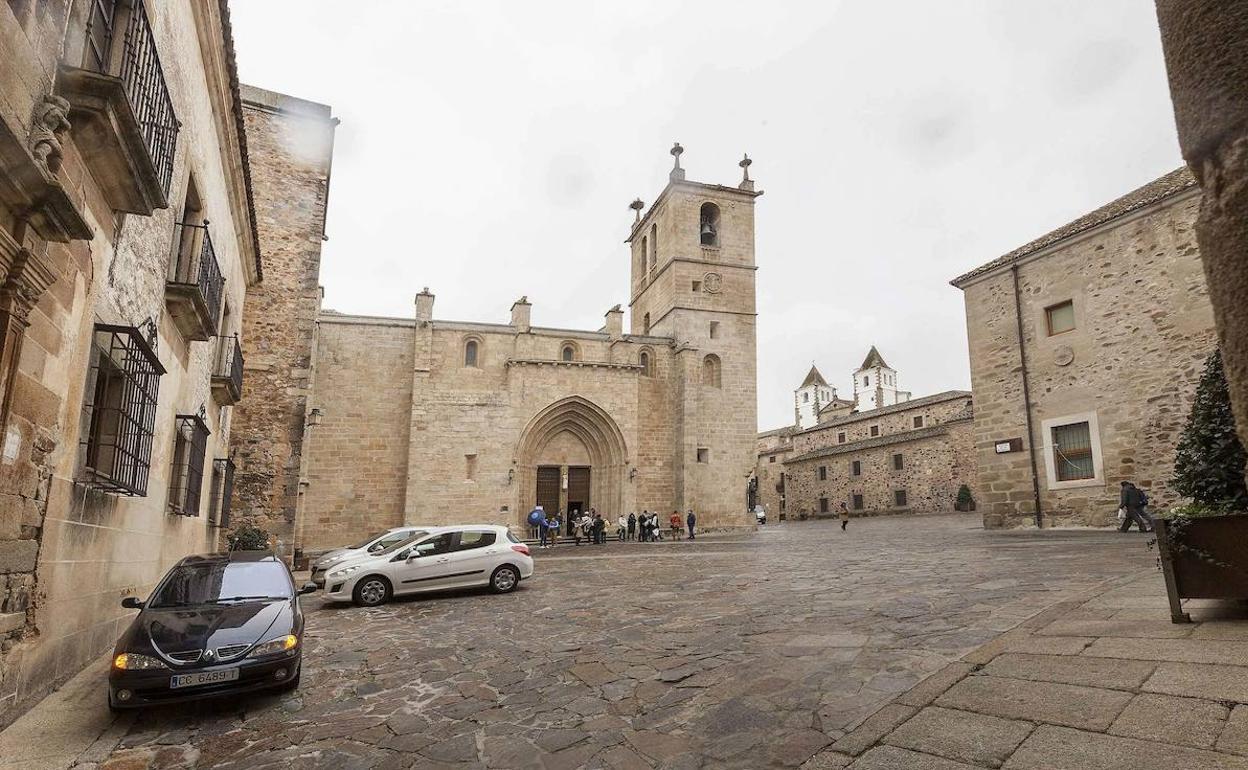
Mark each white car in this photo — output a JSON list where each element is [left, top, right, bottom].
[[309, 526, 429, 587], [322, 525, 533, 607]]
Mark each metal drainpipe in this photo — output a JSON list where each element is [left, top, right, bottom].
[[1012, 265, 1044, 528]]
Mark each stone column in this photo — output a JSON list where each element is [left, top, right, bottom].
[[0, 235, 56, 434], [1155, 2, 1248, 449]]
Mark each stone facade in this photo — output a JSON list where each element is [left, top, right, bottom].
[[952, 169, 1216, 528], [227, 86, 335, 559], [0, 0, 263, 724], [782, 391, 977, 518], [753, 426, 794, 517], [295, 152, 761, 555]]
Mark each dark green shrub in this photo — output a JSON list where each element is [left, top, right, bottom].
[[227, 523, 271, 551]]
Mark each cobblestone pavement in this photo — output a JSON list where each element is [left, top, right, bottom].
[[67, 514, 1156, 770]]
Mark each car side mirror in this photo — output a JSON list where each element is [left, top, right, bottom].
[[121, 597, 144, 610], [298, 582, 318, 595]]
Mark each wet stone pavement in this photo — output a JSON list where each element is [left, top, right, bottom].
[[81, 514, 1155, 770]]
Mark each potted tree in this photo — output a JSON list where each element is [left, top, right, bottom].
[[955, 484, 976, 512], [1155, 349, 1248, 622]]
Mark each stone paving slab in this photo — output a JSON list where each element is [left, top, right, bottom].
[[1003, 725, 1248, 770], [1083, 636, 1248, 664], [1108, 693, 1230, 749], [847, 745, 982, 770], [980, 652, 1156, 690], [1143, 661, 1248, 703], [1037, 618, 1196, 638], [935, 674, 1134, 731], [1220, 705, 1248, 756], [883, 705, 1033, 767]]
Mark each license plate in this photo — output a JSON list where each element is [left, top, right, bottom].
[[170, 668, 239, 689]]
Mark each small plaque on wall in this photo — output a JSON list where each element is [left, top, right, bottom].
[[995, 438, 1023, 454]]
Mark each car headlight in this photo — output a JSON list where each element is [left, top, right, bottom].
[[318, 554, 347, 567], [328, 564, 364, 579], [249, 635, 299, 657], [113, 653, 168, 671]]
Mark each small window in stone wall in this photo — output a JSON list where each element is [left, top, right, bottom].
[[893, 453, 903, 470], [894, 489, 908, 507], [464, 339, 479, 367], [851, 460, 861, 476], [643, 313, 651, 334], [852, 494, 864, 510], [639, 351, 653, 377], [697, 447, 709, 463], [769, 456, 776, 463], [168, 414, 210, 516], [709, 321, 720, 339], [819, 497, 829, 513], [561, 343, 578, 362], [913, 415, 924, 428], [818, 465, 827, 481], [692, 280, 702, 292], [1052, 421, 1094, 481], [1046, 300, 1076, 336], [803, 393, 809, 403], [465, 454, 478, 481], [837, 432, 846, 444], [870, 425, 880, 437]]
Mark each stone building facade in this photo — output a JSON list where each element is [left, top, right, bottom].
[[0, 0, 267, 722], [951, 168, 1215, 529], [753, 426, 794, 517], [782, 391, 977, 518], [227, 87, 335, 558], [292, 150, 761, 556]]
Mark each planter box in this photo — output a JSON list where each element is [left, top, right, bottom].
[[1155, 514, 1248, 623]]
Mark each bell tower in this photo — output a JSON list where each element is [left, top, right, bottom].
[[626, 145, 762, 527]]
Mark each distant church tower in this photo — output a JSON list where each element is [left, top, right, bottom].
[[627, 144, 762, 517], [852, 346, 911, 411], [795, 365, 835, 429]]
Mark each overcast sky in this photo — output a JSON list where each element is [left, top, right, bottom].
[[230, 0, 1182, 431]]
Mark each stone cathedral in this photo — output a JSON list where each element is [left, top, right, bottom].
[[293, 146, 761, 555]]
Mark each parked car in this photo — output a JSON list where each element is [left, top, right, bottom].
[[323, 525, 533, 607], [108, 551, 317, 710], [310, 526, 429, 587]]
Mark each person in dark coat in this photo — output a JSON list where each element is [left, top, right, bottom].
[[1119, 481, 1151, 532], [627, 512, 637, 541], [686, 509, 697, 539]]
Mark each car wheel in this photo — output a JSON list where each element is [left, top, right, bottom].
[[490, 565, 520, 594], [352, 576, 392, 607]]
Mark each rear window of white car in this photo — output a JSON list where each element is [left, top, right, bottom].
[[457, 531, 496, 550], [506, 531, 521, 544]]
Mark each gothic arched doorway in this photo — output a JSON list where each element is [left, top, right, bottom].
[[514, 396, 628, 529]]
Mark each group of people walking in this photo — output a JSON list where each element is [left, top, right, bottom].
[[527, 506, 696, 548]]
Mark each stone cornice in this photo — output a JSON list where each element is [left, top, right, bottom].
[[788, 418, 973, 463], [505, 358, 642, 372]]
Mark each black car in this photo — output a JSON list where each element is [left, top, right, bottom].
[[108, 551, 317, 710]]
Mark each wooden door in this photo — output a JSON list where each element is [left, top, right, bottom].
[[536, 466, 561, 515], [568, 466, 591, 512]]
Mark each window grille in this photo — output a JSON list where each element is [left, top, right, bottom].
[[1052, 421, 1094, 481], [79, 324, 164, 495], [895, 489, 908, 507], [818, 466, 827, 481], [852, 494, 864, 510], [851, 460, 861, 476], [819, 497, 829, 513], [893, 453, 904, 470], [209, 458, 235, 528], [171, 222, 224, 333], [168, 414, 210, 516]]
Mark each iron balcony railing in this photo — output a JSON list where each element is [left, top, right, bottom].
[[171, 221, 224, 335], [212, 334, 244, 399], [83, 0, 178, 196]]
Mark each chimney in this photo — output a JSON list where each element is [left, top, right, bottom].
[[511, 296, 531, 333], [604, 304, 623, 340], [415, 287, 435, 324]]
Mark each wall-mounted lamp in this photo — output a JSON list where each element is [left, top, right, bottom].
[[507, 468, 515, 484], [629, 467, 638, 481], [306, 407, 323, 427]]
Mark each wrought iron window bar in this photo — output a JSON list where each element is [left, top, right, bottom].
[[82, 0, 178, 196], [209, 458, 236, 528], [170, 221, 225, 334], [212, 334, 244, 400], [79, 324, 165, 496], [168, 414, 210, 516]]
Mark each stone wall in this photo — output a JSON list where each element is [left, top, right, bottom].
[[0, 0, 259, 723], [754, 428, 794, 517], [229, 86, 335, 559], [781, 394, 978, 518], [956, 174, 1215, 528]]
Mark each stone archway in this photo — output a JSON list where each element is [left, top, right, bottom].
[[514, 396, 629, 528]]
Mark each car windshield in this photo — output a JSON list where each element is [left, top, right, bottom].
[[148, 562, 293, 608], [380, 532, 431, 556], [348, 530, 390, 549]]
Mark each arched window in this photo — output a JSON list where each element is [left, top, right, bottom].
[[643, 313, 651, 334], [699, 202, 720, 247], [464, 338, 479, 368], [702, 354, 722, 388], [638, 235, 648, 278], [864, 376, 870, 386], [639, 351, 652, 377], [649, 223, 658, 270], [561, 342, 578, 362]]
